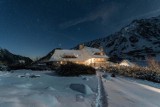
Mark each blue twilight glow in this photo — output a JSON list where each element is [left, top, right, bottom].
[[0, 0, 160, 58]]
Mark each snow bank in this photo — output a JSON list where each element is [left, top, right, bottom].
[[28, 93, 60, 107], [45, 86, 56, 91], [15, 83, 32, 88], [0, 93, 60, 107], [0, 72, 10, 77], [69, 83, 93, 95], [137, 83, 160, 93]]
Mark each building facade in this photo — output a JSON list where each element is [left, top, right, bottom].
[[49, 45, 109, 68]]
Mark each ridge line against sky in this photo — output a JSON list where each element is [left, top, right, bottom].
[[0, 0, 160, 59]]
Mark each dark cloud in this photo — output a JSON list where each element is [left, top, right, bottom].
[[59, 2, 120, 29]]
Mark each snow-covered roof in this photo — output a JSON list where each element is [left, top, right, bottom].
[[49, 49, 86, 62], [119, 60, 135, 67], [49, 46, 108, 62], [83, 47, 109, 58]]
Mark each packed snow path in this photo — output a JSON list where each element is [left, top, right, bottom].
[[96, 71, 108, 107], [102, 73, 160, 107]]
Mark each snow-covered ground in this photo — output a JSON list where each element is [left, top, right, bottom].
[[1, 70, 160, 107], [0, 70, 97, 107], [102, 73, 160, 107]]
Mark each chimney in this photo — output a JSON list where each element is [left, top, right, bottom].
[[79, 44, 84, 50], [99, 46, 104, 52]]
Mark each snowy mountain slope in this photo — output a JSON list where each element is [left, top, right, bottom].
[[77, 16, 160, 61], [33, 48, 61, 64], [0, 48, 32, 65]]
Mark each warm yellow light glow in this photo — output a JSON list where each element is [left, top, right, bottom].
[[120, 62, 130, 66], [60, 61, 63, 64]]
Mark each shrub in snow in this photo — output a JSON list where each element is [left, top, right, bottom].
[[111, 73, 116, 77], [147, 57, 160, 73], [9, 65, 30, 70], [56, 62, 96, 76], [105, 65, 160, 83]]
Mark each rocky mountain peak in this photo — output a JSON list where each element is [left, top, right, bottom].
[[77, 15, 160, 61]]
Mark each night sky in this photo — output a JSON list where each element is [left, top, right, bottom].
[[1, 0, 160, 59]]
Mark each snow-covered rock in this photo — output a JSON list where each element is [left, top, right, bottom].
[[69, 83, 94, 95], [119, 60, 135, 67]]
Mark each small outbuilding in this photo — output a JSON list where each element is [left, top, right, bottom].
[[119, 60, 135, 67]]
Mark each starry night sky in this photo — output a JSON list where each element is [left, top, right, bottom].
[[1, 0, 160, 59]]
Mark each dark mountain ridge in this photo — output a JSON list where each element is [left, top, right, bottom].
[[0, 48, 33, 66]]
